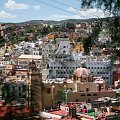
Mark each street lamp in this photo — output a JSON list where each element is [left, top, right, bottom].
[[64, 85, 67, 89]]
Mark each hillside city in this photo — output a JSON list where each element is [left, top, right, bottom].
[[0, 19, 120, 120]]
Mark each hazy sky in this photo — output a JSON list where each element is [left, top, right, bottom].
[[0, 0, 108, 23]]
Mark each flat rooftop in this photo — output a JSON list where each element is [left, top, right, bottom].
[[18, 55, 42, 59]]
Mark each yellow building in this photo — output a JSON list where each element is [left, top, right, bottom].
[[48, 33, 58, 39], [0, 49, 5, 56], [74, 42, 84, 52]]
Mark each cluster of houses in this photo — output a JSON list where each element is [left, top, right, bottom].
[[0, 21, 120, 119]]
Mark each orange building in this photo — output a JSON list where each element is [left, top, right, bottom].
[[48, 33, 58, 39]]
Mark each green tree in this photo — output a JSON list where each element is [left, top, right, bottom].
[[52, 26, 59, 32], [66, 21, 75, 29], [26, 29, 34, 33], [59, 90, 66, 103], [82, 37, 91, 54], [81, 0, 120, 46], [40, 27, 49, 37], [0, 36, 5, 47], [6, 27, 13, 31], [92, 21, 102, 38], [0, 36, 5, 42], [11, 32, 16, 36], [25, 36, 29, 41], [81, 0, 120, 15], [77, 37, 81, 42]]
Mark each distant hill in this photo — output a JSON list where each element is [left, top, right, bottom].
[[5, 18, 98, 26]]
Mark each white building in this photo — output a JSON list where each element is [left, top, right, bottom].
[[15, 41, 41, 56], [17, 55, 42, 70], [42, 38, 112, 85], [42, 38, 81, 80], [42, 43, 56, 59], [55, 38, 71, 55], [85, 57, 112, 85]]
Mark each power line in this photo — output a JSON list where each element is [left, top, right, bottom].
[[35, 0, 103, 25], [35, 0, 95, 19], [35, 0, 77, 15], [51, 0, 107, 28], [50, 0, 102, 19], [53, 0, 112, 26], [51, 0, 73, 8]]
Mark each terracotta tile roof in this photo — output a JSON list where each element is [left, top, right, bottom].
[[49, 110, 68, 116], [0, 106, 8, 117], [53, 117, 83, 120]]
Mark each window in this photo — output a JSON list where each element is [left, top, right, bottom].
[[86, 88, 89, 92], [63, 50, 66, 53], [81, 77, 87, 82], [88, 99, 90, 102], [70, 88, 73, 90], [76, 99, 78, 102], [81, 94, 85, 96], [47, 64, 49, 69], [87, 94, 91, 96], [34, 79, 38, 82], [93, 94, 97, 96], [13, 86, 15, 90], [18, 86, 21, 90], [47, 88, 51, 94], [19, 92, 21, 97]]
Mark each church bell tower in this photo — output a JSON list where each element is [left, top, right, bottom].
[[28, 60, 42, 111]]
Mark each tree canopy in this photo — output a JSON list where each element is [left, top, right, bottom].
[[81, 0, 120, 16], [81, 0, 120, 46], [82, 37, 91, 54]]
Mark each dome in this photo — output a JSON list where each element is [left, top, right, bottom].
[[74, 67, 88, 77]]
